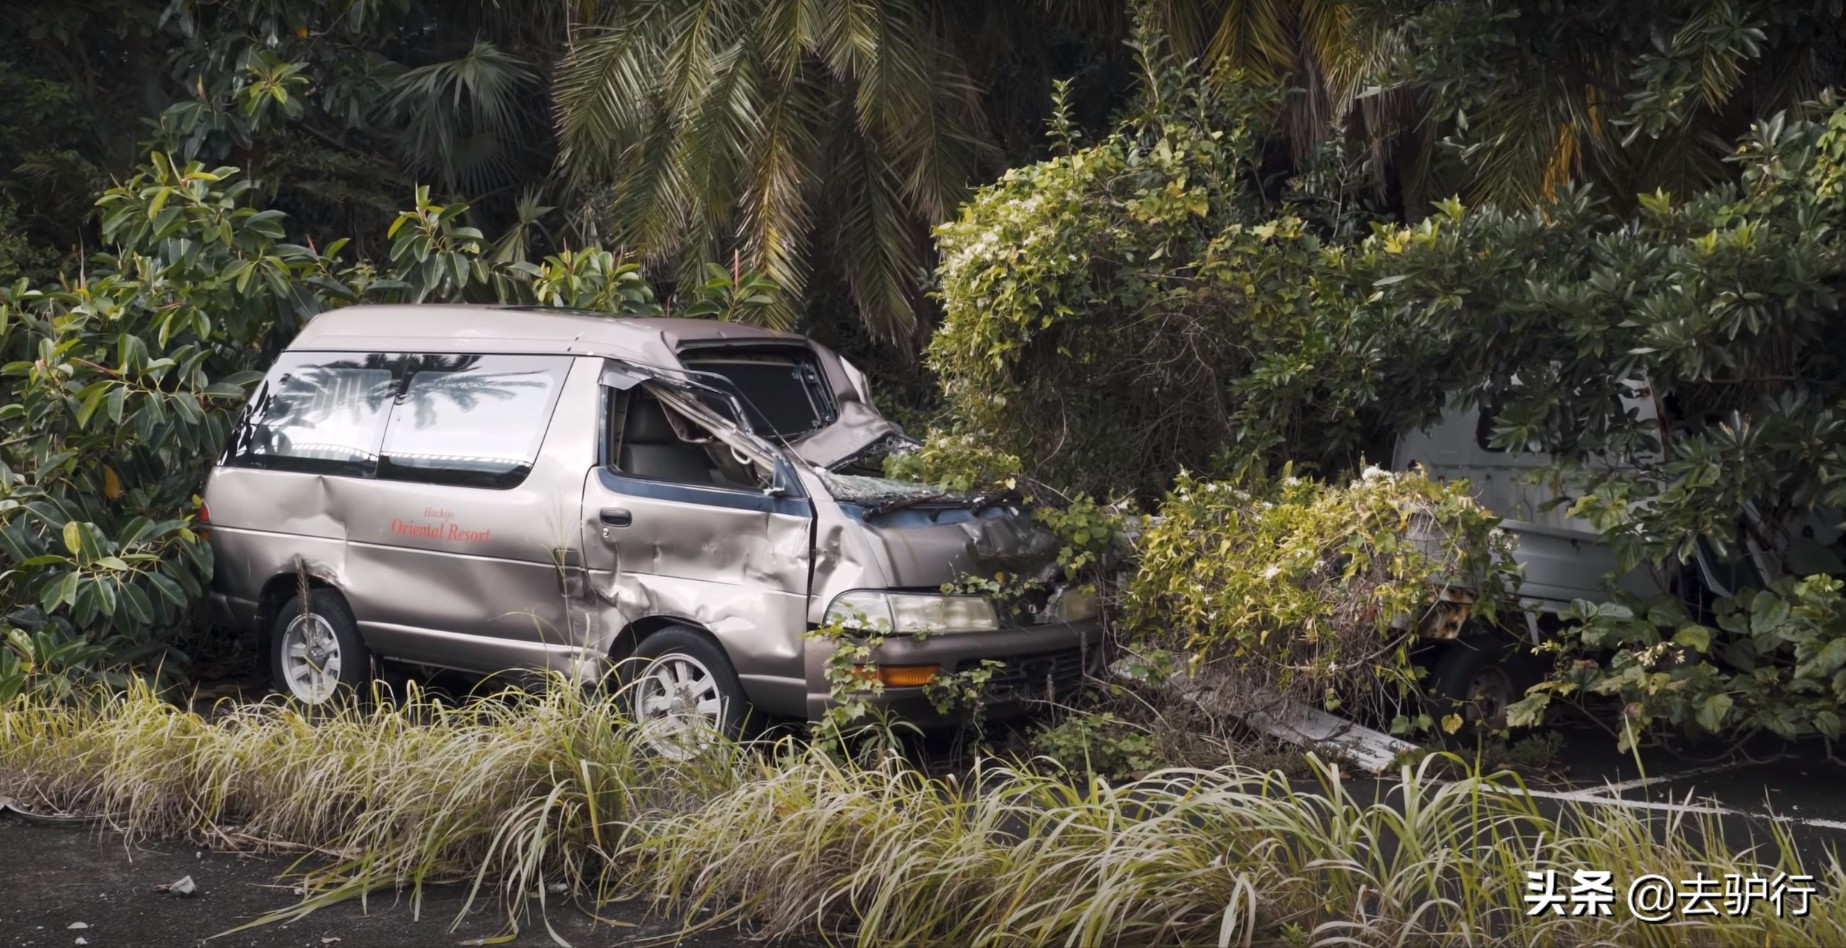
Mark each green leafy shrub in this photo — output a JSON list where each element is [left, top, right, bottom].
[[1124, 469, 1515, 720], [1027, 710, 1163, 782], [1511, 576, 1846, 750], [929, 54, 1431, 499], [0, 156, 340, 693], [882, 429, 1023, 495]]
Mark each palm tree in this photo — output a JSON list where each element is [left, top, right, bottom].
[[554, 0, 1000, 342], [1044, 2, 1424, 211]]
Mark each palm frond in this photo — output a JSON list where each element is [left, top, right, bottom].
[[675, 39, 760, 223], [811, 0, 881, 81], [734, 72, 826, 331], [386, 39, 540, 194], [555, 19, 668, 183], [855, 1, 988, 220], [1207, 0, 1298, 87], [829, 121, 922, 342], [662, 0, 735, 120], [554, 0, 988, 342]]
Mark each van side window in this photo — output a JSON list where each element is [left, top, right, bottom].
[[1474, 407, 1505, 454], [224, 354, 396, 476], [376, 355, 568, 489], [611, 389, 769, 490]]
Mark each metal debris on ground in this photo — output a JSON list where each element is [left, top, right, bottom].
[[1112, 658, 1421, 776], [1, 797, 103, 826], [153, 875, 197, 897]]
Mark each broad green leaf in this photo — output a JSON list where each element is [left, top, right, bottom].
[[56, 571, 80, 608], [147, 571, 187, 608], [1695, 693, 1733, 733], [120, 582, 154, 625], [1672, 625, 1712, 653], [94, 578, 117, 618], [75, 385, 109, 427]]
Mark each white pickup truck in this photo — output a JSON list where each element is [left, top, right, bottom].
[[1391, 390, 1845, 726]]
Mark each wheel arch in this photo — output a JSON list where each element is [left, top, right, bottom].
[[254, 570, 348, 662], [608, 614, 721, 665]]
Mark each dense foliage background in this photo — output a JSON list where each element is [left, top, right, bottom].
[[4, 0, 1846, 748]]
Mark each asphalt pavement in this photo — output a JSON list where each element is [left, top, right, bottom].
[[0, 818, 779, 948]]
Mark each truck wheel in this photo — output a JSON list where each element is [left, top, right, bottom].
[[270, 589, 370, 705], [1429, 633, 1538, 732], [624, 627, 748, 756]]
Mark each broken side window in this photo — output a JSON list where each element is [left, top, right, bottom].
[[609, 387, 771, 491]]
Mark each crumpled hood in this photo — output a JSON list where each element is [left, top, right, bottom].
[[823, 495, 1064, 589], [788, 398, 902, 468]]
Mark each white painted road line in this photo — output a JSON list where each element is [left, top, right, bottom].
[[1503, 784, 1846, 834], [1578, 757, 1783, 797]]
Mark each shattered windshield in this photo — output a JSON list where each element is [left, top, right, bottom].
[[813, 434, 971, 506], [815, 469, 961, 506]]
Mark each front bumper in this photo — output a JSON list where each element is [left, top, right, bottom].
[[802, 616, 1108, 724]]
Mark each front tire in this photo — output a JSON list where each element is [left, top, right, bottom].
[[270, 589, 370, 705], [623, 627, 748, 755]]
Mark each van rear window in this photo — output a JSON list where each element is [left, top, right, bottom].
[[376, 355, 567, 488], [224, 355, 395, 476]]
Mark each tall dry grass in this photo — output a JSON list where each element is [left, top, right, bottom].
[[3, 679, 1842, 946]]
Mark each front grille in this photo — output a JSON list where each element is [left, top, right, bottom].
[[975, 647, 1089, 699]]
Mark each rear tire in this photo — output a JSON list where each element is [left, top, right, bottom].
[[621, 627, 749, 755], [1429, 633, 1540, 732], [270, 589, 371, 706]]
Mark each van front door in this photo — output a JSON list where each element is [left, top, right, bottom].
[[581, 379, 814, 715]]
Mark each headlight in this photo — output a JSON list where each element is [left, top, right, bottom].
[[824, 590, 999, 634], [1049, 587, 1099, 624]]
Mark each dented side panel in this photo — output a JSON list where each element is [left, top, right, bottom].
[[205, 470, 353, 625], [204, 357, 606, 674], [339, 357, 603, 671]]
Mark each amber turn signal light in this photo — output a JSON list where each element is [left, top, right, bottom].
[[866, 664, 940, 688]]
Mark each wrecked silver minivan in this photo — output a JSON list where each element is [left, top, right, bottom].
[[203, 305, 1103, 735]]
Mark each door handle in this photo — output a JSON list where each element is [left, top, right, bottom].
[[599, 507, 633, 527]]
